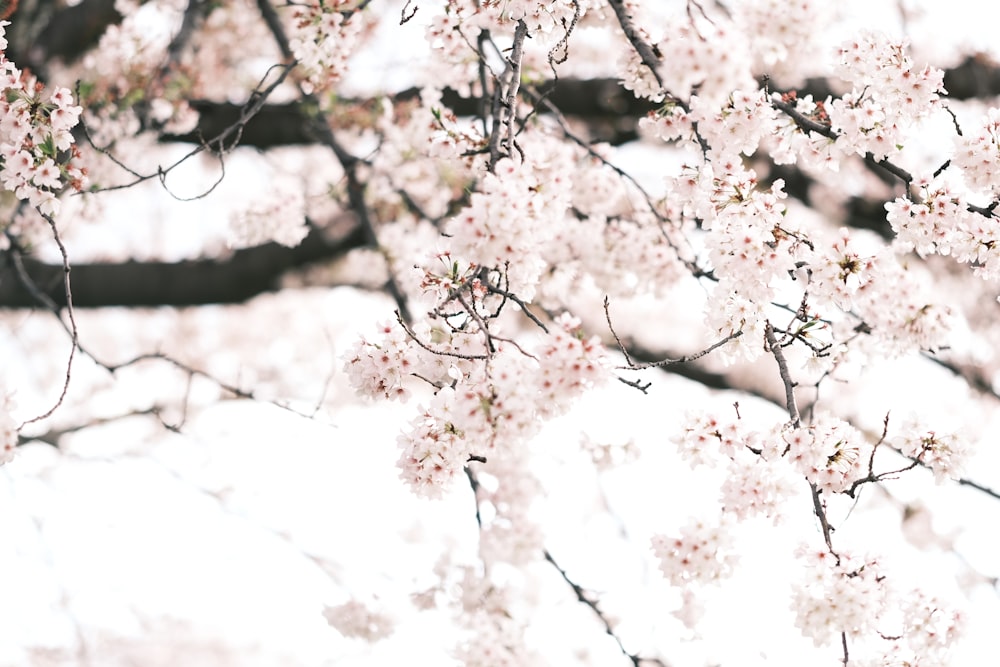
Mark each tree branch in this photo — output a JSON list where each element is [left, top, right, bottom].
[[0, 215, 364, 308], [544, 549, 667, 667], [765, 321, 801, 427]]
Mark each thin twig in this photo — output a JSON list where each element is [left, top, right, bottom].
[[809, 482, 836, 553], [485, 283, 549, 333], [254, 0, 413, 323], [18, 407, 161, 447], [395, 310, 488, 360], [956, 476, 1000, 501], [604, 295, 740, 369], [544, 549, 666, 667], [520, 86, 706, 276], [84, 62, 294, 199], [20, 213, 77, 427]]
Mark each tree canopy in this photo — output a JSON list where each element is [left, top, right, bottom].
[[2, 1, 1000, 664]]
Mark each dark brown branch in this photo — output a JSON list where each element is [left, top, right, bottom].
[[957, 476, 1000, 501], [20, 213, 77, 427], [605, 296, 741, 369], [810, 482, 836, 553], [10, 0, 122, 72], [606, 0, 664, 90], [254, 0, 413, 323], [632, 346, 769, 399], [18, 407, 161, 448], [943, 55, 1000, 100], [544, 549, 667, 667], [0, 215, 364, 308], [161, 80, 659, 149], [765, 321, 801, 427], [157, 57, 1000, 152]]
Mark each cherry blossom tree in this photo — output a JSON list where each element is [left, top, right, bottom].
[[2, 0, 1000, 664]]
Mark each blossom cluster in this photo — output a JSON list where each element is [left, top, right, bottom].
[[769, 92, 844, 171], [395, 385, 489, 498], [0, 21, 86, 217], [533, 313, 608, 419], [877, 591, 965, 666], [421, 4, 486, 96], [227, 178, 309, 249], [641, 88, 780, 161], [783, 415, 870, 494], [792, 547, 888, 647], [885, 175, 1000, 285], [853, 267, 953, 356], [444, 157, 570, 301], [953, 107, 1000, 197], [807, 227, 878, 311], [391, 321, 607, 498], [289, 1, 367, 94], [342, 319, 476, 403], [793, 548, 965, 664], [676, 411, 794, 521], [828, 32, 945, 161], [720, 456, 797, 523], [894, 419, 968, 483], [480, 0, 592, 34], [885, 177, 971, 258], [676, 410, 752, 466], [322, 600, 394, 642], [732, 0, 829, 85], [655, 150, 952, 363], [691, 88, 780, 160], [345, 315, 608, 498], [806, 225, 953, 356], [70, 1, 199, 149], [666, 163, 798, 362], [650, 516, 738, 586]]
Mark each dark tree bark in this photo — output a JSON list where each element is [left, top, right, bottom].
[[0, 216, 364, 308], [6, 0, 122, 74], [162, 79, 658, 149]]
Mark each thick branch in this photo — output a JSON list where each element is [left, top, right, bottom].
[[8, 0, 122, 72], [163, 79, 658, 149], [158, 53, 1000, 151], [765, 322, 801, 427], [0, 215, 364, 308]]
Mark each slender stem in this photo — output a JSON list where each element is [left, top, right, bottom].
[[254, 0, 413, 322], [20, 214, 77, 427], [810, 482, 836, 553], [544, 549, 666, 667], [765, 321, 800, 428]]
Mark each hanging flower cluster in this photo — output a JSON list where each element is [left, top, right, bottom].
[[0, 21, 86, 217]]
